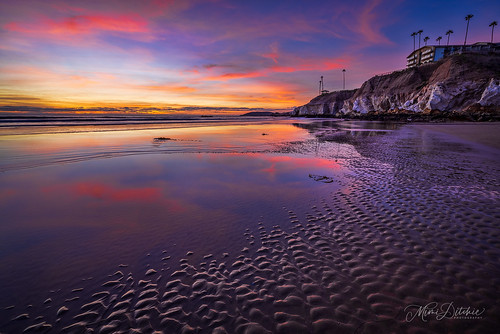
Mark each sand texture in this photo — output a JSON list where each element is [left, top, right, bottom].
[[1, 121, 499, 333], [410, 122, 500, 150]]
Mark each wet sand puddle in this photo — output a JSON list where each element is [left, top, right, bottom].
[[1, 121, 499, 333]]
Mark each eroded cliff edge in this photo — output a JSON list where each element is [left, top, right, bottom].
[[293, 53, 500, 120]]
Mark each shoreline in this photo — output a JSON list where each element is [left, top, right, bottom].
[[291, 110, 500, 122]]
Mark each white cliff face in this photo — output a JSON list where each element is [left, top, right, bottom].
[[402, 98, 421, 112], [293, 53, 499, 116], [425, 84, 447, 110], [420, 80, 486, 111], [354, 96, 376, 114], [479, 78, 500, 106], [352, 98, 366, 113]]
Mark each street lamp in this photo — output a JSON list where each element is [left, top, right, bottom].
[[342, 69, 346, 90]]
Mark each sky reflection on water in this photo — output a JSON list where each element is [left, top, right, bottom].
[[0, 122, 311, 172], [0, 120, 346, 307]]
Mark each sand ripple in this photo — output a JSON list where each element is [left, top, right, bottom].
[[3, 124, 499, 333]]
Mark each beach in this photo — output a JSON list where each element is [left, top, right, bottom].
[[0, 118, 499, 334], [410, 122, 500, 150]]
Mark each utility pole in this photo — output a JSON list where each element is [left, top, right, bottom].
[[342, 69, 346, 90]]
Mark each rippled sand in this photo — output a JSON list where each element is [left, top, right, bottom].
[[1, 122, 499, 334]]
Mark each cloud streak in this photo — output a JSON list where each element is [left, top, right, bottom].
[[1, 0, 498, 112]]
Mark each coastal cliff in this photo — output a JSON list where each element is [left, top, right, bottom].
[[292, 53, 500, 119], [293, 89, 357, 116]]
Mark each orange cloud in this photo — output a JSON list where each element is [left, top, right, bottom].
[[140, 84, 197, 93], [205, 71, 263, 81], [1, 65, 102, 90]]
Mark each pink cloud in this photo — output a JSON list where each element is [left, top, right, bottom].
[[53, 15, 149, 34], [202, 56, 348, 82], [355, 0, 393, 44], [332, 0, 397, 45], [5, 14, 151, 38], [49, 0, 191, 18], [260, 42, 280, 64]]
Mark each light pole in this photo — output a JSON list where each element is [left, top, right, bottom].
[[464, 14, 473, 45], [490, 21, 498, 43], [342, 69, 346, 90]]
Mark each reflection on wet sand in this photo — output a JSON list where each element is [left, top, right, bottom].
[[1, 119, 499, 333], [0, 122, 311, 172], [0, 127, 345, 319]]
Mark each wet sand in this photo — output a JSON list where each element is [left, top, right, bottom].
[[410, 122, 500, 150], [1, 120, 499, 333]]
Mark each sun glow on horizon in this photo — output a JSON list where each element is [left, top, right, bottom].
[[1, 0, 498, 114]]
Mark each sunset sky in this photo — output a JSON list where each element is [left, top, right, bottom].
[[0, 0, 498, 114]]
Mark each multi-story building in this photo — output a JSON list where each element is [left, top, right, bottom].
[[406, 42, 500, 67]]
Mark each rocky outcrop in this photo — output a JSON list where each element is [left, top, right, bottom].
[[292, 53, 500, 117]]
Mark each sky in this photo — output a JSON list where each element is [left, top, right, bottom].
[[0, 0, 498, 114]]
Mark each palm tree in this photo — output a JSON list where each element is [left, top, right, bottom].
[[424, 36, 430, 46], [446, 30, 454, 45], [436, 36, 442, 45], [417, 29, 423, 48], [411, 32, 417, 51], [490, 21, 498, 43], [464, 14, 473, 45]]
